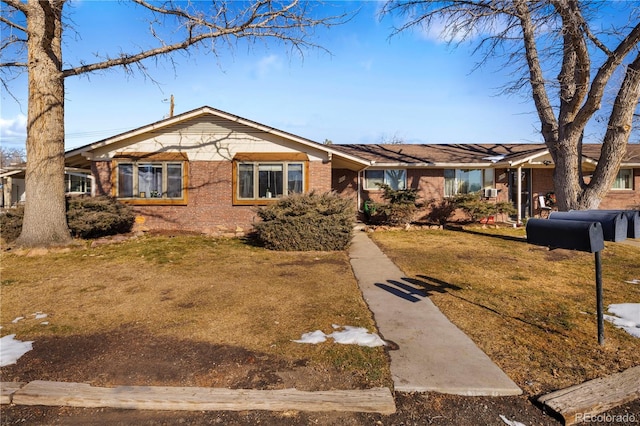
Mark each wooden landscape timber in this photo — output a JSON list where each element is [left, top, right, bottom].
[[538, 366, 640, 425], [3, 381, 396, 414]]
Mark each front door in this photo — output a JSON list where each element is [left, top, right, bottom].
[[509, 169, 531, 219]]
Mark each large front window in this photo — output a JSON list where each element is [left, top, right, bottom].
[[116, 162, 185, 201], [364, 169, 406, 190], [237, 162, 305, 200], [445, 169, 494, 196]]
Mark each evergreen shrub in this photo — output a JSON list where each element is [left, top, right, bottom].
[[254, 191, 354, 251], [1, 196, 135, 242], [0, 206, 24, 243], [66, 196, 136, 239], [366, 184, 420, 226]]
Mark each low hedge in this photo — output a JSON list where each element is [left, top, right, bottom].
[[254, 191, 354, 251], [0, 196, 135, 242]]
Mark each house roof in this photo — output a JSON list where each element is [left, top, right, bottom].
[[330, 143, 640, 168], [65, 106, 369, 170], [64, 106, 640, 170]]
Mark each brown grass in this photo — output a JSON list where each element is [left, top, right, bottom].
[[0, 235, 389, 386], [370, 226, 640, 395]]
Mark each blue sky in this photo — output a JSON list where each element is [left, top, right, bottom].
[[0, 1, 633, 152]]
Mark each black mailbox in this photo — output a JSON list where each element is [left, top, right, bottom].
[[595, 210, 639, 239], [549, 211, 627, 242], [526, 219, 605, 252]]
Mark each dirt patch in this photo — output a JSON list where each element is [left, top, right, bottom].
[[0, 325, 365, 391]]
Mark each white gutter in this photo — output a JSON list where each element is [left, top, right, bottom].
[[369, 162, 434, 168], [357, 163, 373, 213], [517, 166, 523, 224]]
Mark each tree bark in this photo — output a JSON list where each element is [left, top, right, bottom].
[[15, 0, 71, 247]]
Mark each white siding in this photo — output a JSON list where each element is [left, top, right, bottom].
[[89, 115, 328, 162]]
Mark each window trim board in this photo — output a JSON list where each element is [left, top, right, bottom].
[[111, 156, 189, 206]]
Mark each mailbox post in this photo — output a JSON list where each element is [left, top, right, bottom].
[[526, 219, 606, 345]]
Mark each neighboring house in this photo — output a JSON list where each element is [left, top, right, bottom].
[[61, 105, 640, 233], [330, 143, 640, 223], [0, 166, 92, 208]]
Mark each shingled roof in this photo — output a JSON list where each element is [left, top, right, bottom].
[[330, 143, 640, 167]]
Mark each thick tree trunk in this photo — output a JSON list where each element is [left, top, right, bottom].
[[15, 1, 71, 247]]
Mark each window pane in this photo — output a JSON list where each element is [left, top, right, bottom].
[[139, 164, 163, 197], [613, 169, 632, 189], [167, 164, 183, 198], [365, 170, 384, 189], [385, 170, 406, 190], [259, 164, 283, 198], [457, 170, 470, 193], [483, 169, 494, 188], [287, 163, 303, 194], [69, 175, 86, 193], [118, 164, 134, 198], [444, 169, 455, 197], [468, 169, 483, 192], [238, 164, 254, 198]]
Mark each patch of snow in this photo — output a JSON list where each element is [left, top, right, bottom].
[[0, 334, 34, 367], [499, 415, 526, 426], [40, 322, 49, 326], [11, 317, 24, 324], [624, 279, 640, 285], [33, 313, 48, 320], [330, 326, 386, 347], [292, 330, 327, 344], [605, 303, 640, 338], [293, 325, 386, 347]]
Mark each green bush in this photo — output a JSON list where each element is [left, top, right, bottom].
[[365, 184, 420, 226], [66, 196, 136, 239], [254, 191, 355, 251], [426, 198, 458, 225], [453, 192, 516, 223], [1, 196, 136, 243], [0, 206, 24, 243]]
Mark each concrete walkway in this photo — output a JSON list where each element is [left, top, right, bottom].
[[349, 231, 522, 396]]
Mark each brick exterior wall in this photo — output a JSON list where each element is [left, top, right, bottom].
[[599, 168, 640, 209], [93, 159, 333, 235], [308, 161, 332, 193], [531, 168, 555, 216], [92, 162, 112, 196], [94, 157, 639, 232]]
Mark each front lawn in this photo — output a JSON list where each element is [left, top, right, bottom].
[[0, 235, 390, 389], [370, 226, 640, 395]]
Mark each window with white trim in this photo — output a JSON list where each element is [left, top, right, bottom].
[[364, 169, 406, 190], [237, 161, 305, 200], [445, 169, 494, 197], [65, 173, 90, 194], [612, 168, 633, 190]]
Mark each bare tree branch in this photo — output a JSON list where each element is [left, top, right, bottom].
[[0, 13, 27, 32], [513, 0, 558, 143], [1, 0, 29, 15], [62, 1, 345, 78], [574, 21, 640, 129]]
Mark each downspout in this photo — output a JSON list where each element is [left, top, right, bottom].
[[517, 165, 522, 224]]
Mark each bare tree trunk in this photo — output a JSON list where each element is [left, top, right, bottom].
[[15, 0, 71, 247]]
